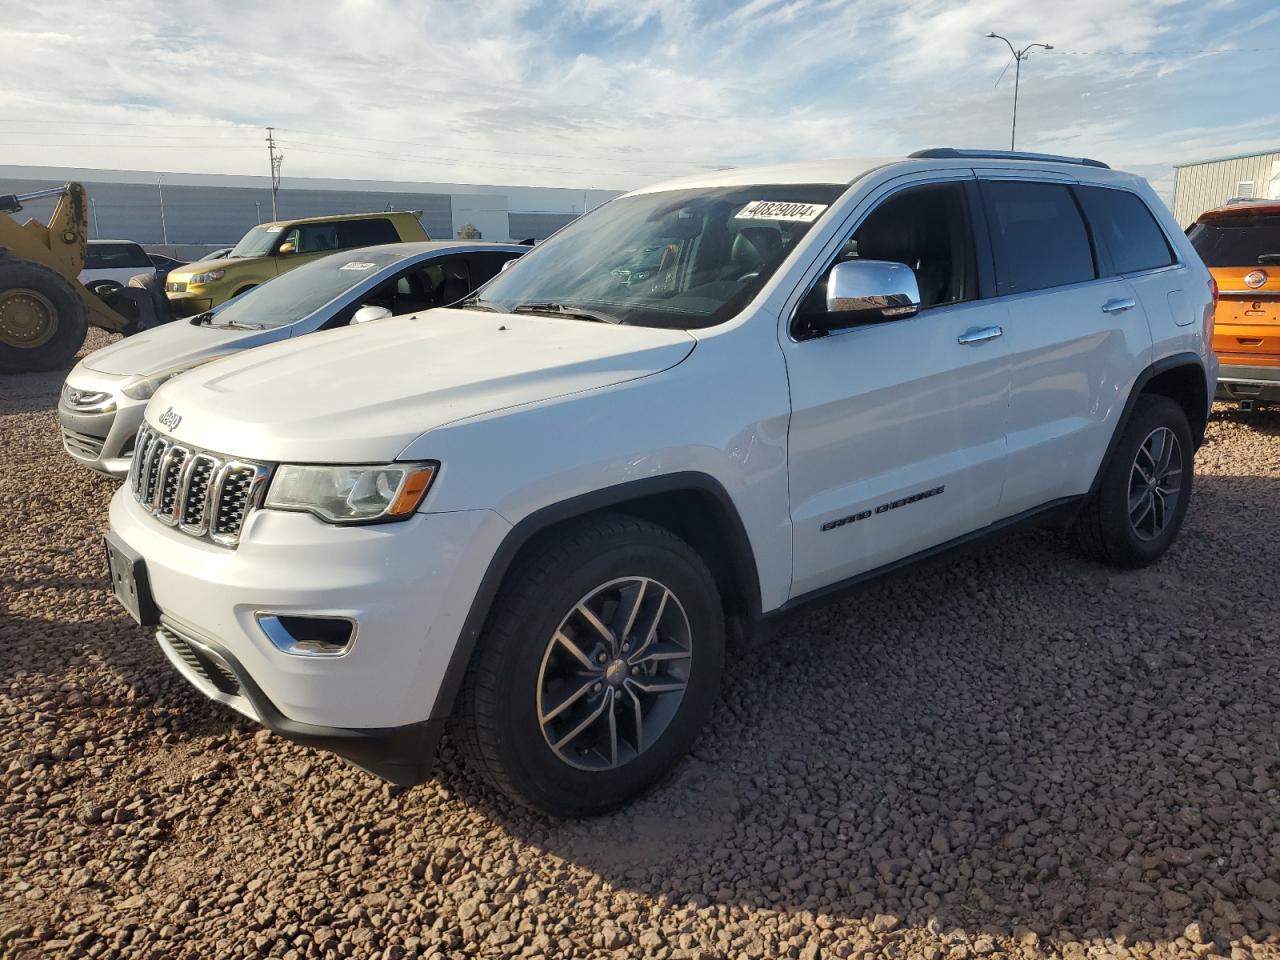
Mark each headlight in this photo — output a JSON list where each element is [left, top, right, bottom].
[[188, 270, 225, 284], [264, 462, 438, 523], [121, 357, 225, 400]]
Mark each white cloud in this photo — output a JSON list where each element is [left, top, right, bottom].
[[0, 0, 1275, 198]]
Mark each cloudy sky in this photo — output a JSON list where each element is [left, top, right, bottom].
[[2, 0, 1277, 200]]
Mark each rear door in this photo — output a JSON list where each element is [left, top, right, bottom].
[[979, 177, 1153, 515]]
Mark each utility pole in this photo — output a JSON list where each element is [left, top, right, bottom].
[[986, 33, 1053, 150], [265, 126, 284, 220], [157, 175, 169, 245]]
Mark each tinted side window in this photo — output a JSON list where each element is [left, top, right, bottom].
[[338, 218, 400, 248], [981, 181, 1096, 295], [468, 251, 523, 287], [796, 181, 978, 333], [1075, 186, 1173, 275], [84, 243, 152, 269]]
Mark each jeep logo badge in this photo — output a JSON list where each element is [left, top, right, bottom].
[[158, 407, 182, 430], [1244, 270, 1267, 289]]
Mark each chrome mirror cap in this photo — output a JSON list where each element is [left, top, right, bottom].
[[826, 259, 921, 321]]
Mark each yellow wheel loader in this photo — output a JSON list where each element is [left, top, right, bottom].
[[0, 183, 169, 374]]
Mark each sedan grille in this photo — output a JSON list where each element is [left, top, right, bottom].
[[129, 424, 271, 548]]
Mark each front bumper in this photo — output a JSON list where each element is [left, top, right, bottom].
[[1216, 362, 1280, 403], [165, 293, 215, 318], [58, 394, 146, 476], [107, 487, 510, 774], [154, 615, 445, 784]]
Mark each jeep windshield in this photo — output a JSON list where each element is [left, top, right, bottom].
[[465, 184, 846, 329], [207, 249, 412, 329], [1188, 213, 1280, 267]]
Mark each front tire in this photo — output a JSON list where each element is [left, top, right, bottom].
[[0, 259, 88, 373], [1073, 394, 1193, 568], [454, 514, 725, 817]]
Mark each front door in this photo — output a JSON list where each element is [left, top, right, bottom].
[[784, 176, 1011, 598]]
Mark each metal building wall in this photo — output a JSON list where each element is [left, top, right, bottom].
[[1172, 151, 1280, 227], [508, 212, 578, 241], [1, 178, 454, 244]]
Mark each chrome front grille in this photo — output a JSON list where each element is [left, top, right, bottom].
[[129, 424, 271, 548], [61, 427, 106, 459]]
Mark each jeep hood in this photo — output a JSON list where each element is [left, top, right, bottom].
[[82, 320, 284, 376], [147, 309, 696, 463]]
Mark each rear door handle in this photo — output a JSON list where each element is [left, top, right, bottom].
[[957, 325, 1003, 345], [1101, 297, 1137, 314]]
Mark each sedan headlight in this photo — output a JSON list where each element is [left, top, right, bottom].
[[264, 462, 438, 523], [188, 270, 225, 284], [121, 357, 226, 400]]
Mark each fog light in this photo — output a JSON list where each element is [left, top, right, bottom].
[[256, 614, 356, 657]]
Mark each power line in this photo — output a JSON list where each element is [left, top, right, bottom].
[[1046, 46, 1279, 56]]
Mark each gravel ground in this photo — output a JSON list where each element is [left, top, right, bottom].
[[3, 330, 1280, 960]]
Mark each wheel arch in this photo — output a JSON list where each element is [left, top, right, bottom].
[[1090, 352, 1208, 495], [427, 472, 762, 720]]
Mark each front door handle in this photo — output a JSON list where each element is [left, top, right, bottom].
[[957, 325, 1003, 345], [1101, 297, 1137, 314]]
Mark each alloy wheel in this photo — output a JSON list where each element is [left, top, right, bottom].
[[536, 576, 692, 771], [1128, 426, 1183, 541]]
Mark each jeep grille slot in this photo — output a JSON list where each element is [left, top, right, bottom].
[[129, 424, 271, 548]]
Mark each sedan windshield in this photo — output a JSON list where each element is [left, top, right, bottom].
[[208, 249, 412, 329], [228, 225, 284, 258], [470, 183, 847, 329]]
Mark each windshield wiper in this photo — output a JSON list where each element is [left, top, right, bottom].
[[188, 311, 214, 326], [1258, 253, 1280, 265], [457, 297, 500, 312], [512, 302, 621, 324]]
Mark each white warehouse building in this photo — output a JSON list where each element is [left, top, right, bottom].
[[1171, 147, 1280, 228], [0, 164, 622, 256]]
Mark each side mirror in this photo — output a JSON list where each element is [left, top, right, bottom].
[[352, 304, 393, 325], [823, 259, 920, 327], [278, 241, 297, 255], [500, 258, 517, 272]]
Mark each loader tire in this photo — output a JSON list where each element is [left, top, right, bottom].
[[0, 258, 88, 373]]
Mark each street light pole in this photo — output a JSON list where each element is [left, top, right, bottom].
[[157, 175, 169, 245], [986, 33, 1053, 151]]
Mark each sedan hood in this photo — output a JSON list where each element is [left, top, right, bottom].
[[81, 321, 285, 376], [148, 309, 696, 463]]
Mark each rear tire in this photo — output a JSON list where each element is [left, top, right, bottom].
[[0, 258, 88, 373], [1073, 394, 1193, 568], [453, 514, 725, 817]]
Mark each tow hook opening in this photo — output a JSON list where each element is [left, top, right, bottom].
[[256, 613, 356, 657]]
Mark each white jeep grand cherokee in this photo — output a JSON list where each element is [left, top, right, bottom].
[[106, 149, 1216, 816]]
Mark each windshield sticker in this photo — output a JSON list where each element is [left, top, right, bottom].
[[734, 200, 828, 223], [263, 225, 283, 233], [339, 261, 378, 271]]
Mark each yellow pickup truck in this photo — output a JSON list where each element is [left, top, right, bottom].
[[164, 210, 429, 316]]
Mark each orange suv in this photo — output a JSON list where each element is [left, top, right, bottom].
[[1188, 200, 1280, 406]]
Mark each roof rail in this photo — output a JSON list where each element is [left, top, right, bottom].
[[909, 148, 1110, 169]]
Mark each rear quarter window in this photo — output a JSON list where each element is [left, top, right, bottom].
[[980, 181, 1096, 295], [337, 218, 400, 248], [1075, 186, 1174, 275]]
